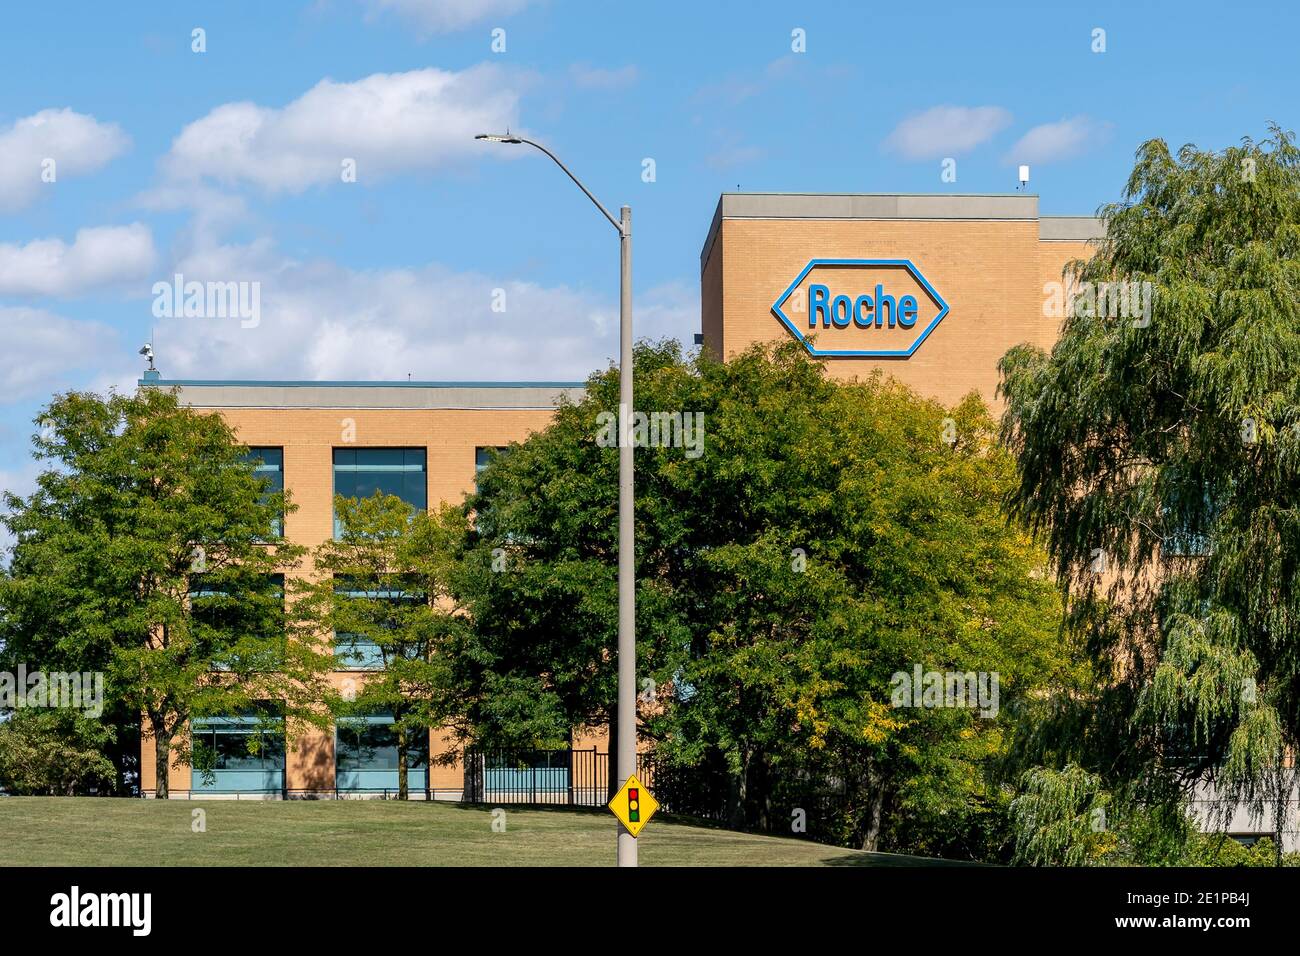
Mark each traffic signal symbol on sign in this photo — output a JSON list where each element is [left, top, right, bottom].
[[608, 774, 658, 837]]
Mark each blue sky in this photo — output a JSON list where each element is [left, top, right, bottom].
[[0, 0, 1294, 526]]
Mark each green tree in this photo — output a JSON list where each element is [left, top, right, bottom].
[[0, 711, 116, 795], [452, 345, 698, 791], [459, 339, 1069, 855], [1000, 124, 1300, 864], [293, 493, 467, 799], [0, 388, 335, 798]]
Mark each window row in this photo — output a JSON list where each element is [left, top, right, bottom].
[[188, 711, 576, 796], [189, 711, 431, 794], [243, 446, 506, 539], [189, 576, 425, 672]]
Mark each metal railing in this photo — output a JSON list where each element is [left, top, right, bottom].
[[143, 788, 462, 800], [143, 749, 659, 807], [462, 749, 609, 806]]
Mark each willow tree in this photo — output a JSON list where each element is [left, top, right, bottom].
[[1000, 125, 1300, 863]]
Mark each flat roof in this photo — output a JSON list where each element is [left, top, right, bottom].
[[700, 192, 1105, 268], [140, 377, 587, 410]]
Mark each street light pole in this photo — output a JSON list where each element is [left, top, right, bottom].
[[475, 134, 638, 866], [616, 203, 636, 868]]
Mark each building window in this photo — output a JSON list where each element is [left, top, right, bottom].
[[331, 579, 424, 671], [190, 574, 285, 671], [1229, 833, 1271, 848], [243, 447, 283, 538], [475, 446, 504, 473], [333, 635, 385, 671], [335, 712, 428, 793], [333, 448, 427, 538], [475, 446, 507, 493], [1164, 488, 1216, 557], [190, 707, 285, 793], [1165, 529, 1212, 558]]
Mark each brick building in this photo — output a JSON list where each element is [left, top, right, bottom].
[[140, 192, 1106, 799]]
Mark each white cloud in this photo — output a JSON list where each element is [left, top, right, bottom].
[[1004, 116, 1110, 165], [883, 105, 1012, 160], [144, 237, 695, 383], [0, 307, 118, 401], [0, 108, 129, 211], [622, 279, 698, 344], [162, 66, 525, 193], [360, 0, 537, 34], [138, 182, 250, 234], [0, 224, 156, 297], [136, 182, 255, 258], [569, 64, 639, 90]]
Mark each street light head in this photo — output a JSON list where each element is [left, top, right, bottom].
[[475, 133, 523, 144]]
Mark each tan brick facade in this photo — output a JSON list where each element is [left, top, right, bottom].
[[141, 193, 1101, 798], [139, 389, 605, 797], [699, 193, 1101, 408]]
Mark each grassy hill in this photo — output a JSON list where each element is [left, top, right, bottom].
[[0, 797, 974, 867]]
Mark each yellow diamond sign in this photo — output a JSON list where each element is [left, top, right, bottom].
[[608, 773, 658, 838]]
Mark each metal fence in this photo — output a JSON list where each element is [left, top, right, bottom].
[[155, 749, 642, 806], [147, 788, 460, 800], [462, 749, 610, 806]]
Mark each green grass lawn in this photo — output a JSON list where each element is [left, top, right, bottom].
[[0, 797, 970, 867]]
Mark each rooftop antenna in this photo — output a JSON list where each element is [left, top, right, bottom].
[[1017, 164, 1030, 192]]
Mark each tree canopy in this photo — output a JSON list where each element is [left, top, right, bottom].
[[1000, 124, 1300, 862], [0, 388, 334, 797], [292, 492, 468, 799], [459, 339, 1070, 854]]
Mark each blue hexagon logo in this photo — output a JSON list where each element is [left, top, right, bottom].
[[771, 258, 950, 358]]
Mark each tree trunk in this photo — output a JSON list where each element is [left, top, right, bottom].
[[463, 750, 483, 802], [860, 766, 887, 852], [730, 748, 751, 830], [397, 726, 409, 801], [753, 752, 772, 832], [152, 719, 170, 800]]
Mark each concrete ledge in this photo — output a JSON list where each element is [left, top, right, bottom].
[[701, 192, 1088, 269], [719, 192, 1041, 221], [1040, 216, 1107, 241], [140, 381, 587, 410]]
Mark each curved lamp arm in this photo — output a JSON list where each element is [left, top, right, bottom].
[[476, 133, 624, 236]]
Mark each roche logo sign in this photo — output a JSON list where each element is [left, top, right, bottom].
[[771, 258, 950, 358]]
